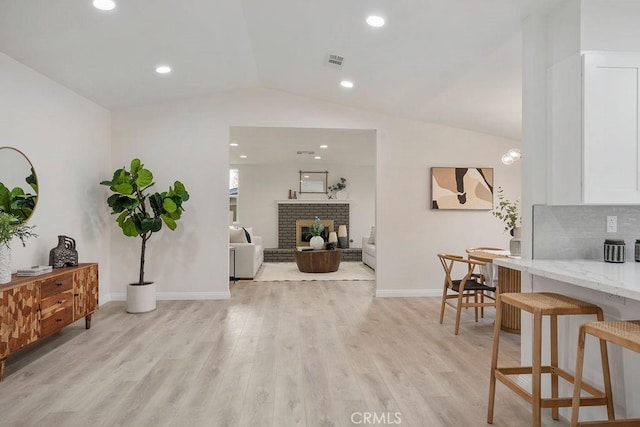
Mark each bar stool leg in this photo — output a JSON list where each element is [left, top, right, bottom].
[[571, 324, 587, 427], [551, 314, 559, 420], [532, 310, 543, 427], [596, 310, 615, 420], [487, 294, 504, 424]]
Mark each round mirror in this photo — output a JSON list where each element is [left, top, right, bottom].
[[0, 147, 38, 223]]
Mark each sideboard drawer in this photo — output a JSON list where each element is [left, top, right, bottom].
[[40, 290, 74, 319], [40, 307, 73, 337], [40, 275, 73, 298]]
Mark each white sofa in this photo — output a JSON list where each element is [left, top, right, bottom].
[[362, 236, 376, 270], [230, 236, 263, 279]]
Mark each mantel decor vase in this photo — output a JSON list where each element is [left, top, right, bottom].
[[49, 235, 79, 268], [337, 225, 348, 249], [0, 244, 11, 284], [310, 235, 324, 250], [509, 227, 522, 257]]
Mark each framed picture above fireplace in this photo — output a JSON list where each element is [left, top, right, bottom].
[[300, 171, 328, 193]]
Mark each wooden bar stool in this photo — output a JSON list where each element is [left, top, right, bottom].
[[487, 293, 610, 427], [571, 320, 640, 426]]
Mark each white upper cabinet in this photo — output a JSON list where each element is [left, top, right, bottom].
[[583, 53, 640, 204], [547, 52, 640, 205]]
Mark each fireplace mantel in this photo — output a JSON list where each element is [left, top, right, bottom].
[[276, 200, 351, 204]]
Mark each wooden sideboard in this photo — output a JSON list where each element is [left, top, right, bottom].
[[0, 263, 98, 381]]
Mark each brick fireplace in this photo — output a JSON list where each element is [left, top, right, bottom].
[[263, 201, 361, 262], [277, 202, 349, 248]]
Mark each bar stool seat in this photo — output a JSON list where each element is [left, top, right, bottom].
[[487, 292, 610, 427], [571, 320, 640, 426]]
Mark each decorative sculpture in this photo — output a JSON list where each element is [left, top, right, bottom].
[[49, 235, 78, 268]]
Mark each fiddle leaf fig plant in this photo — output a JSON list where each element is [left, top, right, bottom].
[[100, 158, 189, 285]]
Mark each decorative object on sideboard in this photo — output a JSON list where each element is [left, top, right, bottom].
[[17, 265, 52, 276], [636, 239, 640, 262], [288, 189, 293, 199], [100, 158, 190, 313], [604, 239, 625, 263], [337, 224, 348, 249], [49, 235, 79, 268], [0, 212, 37, 284], [305, 216, 325, 250], [324, 241, 337, 250]]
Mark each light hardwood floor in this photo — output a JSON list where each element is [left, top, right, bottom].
[[0, 280, 566, 426]]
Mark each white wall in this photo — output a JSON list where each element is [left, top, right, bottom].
[[232, 163, 376, 249], [112, 88, 521, 298], [0, 52, 112, 301]]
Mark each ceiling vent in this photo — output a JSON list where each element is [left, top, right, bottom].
[[297, 150, 315, 155], [325, 53, 345, 69]]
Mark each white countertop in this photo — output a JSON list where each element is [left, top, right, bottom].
[[494, 258, 640, 301]]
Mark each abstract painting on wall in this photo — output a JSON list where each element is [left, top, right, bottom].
[[431, 167, 494, 210]]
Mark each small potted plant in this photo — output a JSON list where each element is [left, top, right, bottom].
[[491, 187, 521, 256], [305, 216, 325, 250], [100, 158, 189, 313], [491, 187, 520, 235], [328, 177, 347, 200], [0, 212, 37, 284]]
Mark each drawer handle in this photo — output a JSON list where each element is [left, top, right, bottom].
[[58, 300, 63, 305], [56, 318, 62, 322], [56, 283, 63, 287]]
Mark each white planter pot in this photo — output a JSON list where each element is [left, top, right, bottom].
[[127, 282, 157, 313], [0, 244, 11, 284], [510, 227, 522, 257], [310, 235, 324, 250]]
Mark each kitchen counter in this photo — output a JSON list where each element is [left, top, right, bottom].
[[493, 258, 640, 301]]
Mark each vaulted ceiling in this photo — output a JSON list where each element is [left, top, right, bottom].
[[0, 0, 563, 140]]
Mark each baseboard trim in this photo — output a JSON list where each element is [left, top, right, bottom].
[[375, 289, 441, 298], [108, 291, 231, 301]]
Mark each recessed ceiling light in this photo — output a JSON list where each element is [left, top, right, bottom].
[[320, 145, 328, 149], [229, 143, 239, 147], [366, 15, 385, 27], [314, 156, 322, 160], [340, 80, 354, 89], [93, 0, 116, 11], [240, 155, 247, 159], [155, 65, 172, 74]]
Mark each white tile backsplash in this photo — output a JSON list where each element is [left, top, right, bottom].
[[533, 205, 640, 261]]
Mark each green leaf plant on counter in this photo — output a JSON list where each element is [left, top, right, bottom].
[[491, 187, 520, 234], [100, 158, 190, 285]]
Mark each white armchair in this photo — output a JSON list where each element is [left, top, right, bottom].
[[362, 236, 376, 270], [230, 236, 264, 280]]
